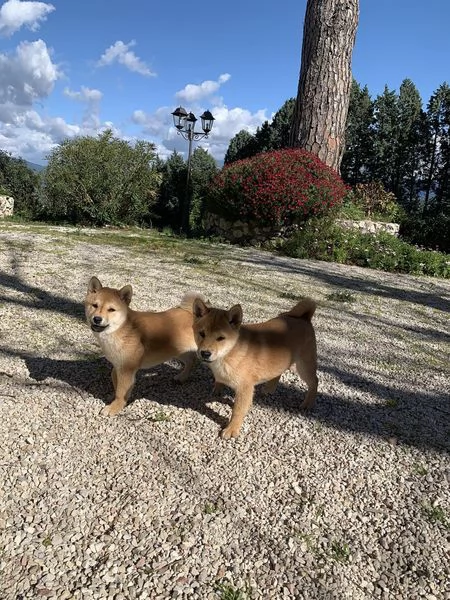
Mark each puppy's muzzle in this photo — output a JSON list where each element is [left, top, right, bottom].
[[200, 350, 213, 362], [91, 316, 108, 333]]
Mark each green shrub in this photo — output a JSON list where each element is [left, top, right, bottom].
[[39, 130, 161, 226], [206, 148, 348, 227], [281, 219, 449, 278], [400, 212, 450, 253], [344, 181, 404, 222]]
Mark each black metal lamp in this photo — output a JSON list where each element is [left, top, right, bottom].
[[171, 106, 188, 130]]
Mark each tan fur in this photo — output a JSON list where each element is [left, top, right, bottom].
[[193, 298, 318, 439], [85, 276, 202, 416]]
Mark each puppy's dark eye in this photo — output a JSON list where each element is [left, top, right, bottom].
[[92, 303, 98, 309], [107, 308, 116, 312], [216, 336, 225, 342], [199, 331, 205, 339]]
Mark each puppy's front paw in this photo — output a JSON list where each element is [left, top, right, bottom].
[[101, 402, 124, 417], [221, 422, 241, 440]]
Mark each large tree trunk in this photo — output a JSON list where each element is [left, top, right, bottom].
[[290, 0, 359, 173]]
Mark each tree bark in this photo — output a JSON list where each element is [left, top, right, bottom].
[[290, 0, 359, 173]]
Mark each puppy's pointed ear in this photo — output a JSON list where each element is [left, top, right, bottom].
[[193, 298, 210, 319], [119, 284, 133, 305], [88, 276, 102, 293], [228, 304, 243, 329]]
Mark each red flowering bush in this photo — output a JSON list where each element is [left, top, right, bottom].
[[207, 148, 348, 227]]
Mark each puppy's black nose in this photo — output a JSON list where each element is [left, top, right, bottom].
[[93, 316, 102, 325], [200, 350, 212, 360]]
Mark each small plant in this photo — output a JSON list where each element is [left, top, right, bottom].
[[422, 504, 448, 527], [151, 410, 171, 422], [326, 290, 356, 303], [278, 291, 302, 301], [413, 463, 428, 476], [42, 536, 52, 547], [330, 540, 351, 562], [214, 581, 251, 600], [385, 398, 399, 408], [204, 502, 219, 515], [183, 254, 203, 264]]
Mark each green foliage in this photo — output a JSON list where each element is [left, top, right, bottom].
[[153, 150, 187, 231], [39, 130, 161, 226], [347, 181, 404, 221], [224, 130, 257, 164], [224, 98, 295, 164], [400, 211, 449, 253], [189, 148, 218, 234], [281, 219, 449, 278], [207, 148, 348, 228], [153, 148, 217, 234], [214, 581, 251, 600], [0, 151, 40, 217], [341, 80, 374, 186]]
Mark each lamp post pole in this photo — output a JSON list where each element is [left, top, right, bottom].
[[171, 107, 215, 236]]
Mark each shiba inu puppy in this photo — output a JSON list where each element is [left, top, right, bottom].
[[85, 276, 202, 416], [193, 298, 318, 439]]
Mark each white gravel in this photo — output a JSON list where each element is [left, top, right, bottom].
[[0, 223, 449, 600]]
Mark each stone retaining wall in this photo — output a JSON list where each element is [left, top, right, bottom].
[[204, 212, 400, 244], [0, 195, 14, 218], [336, 219, 399, 237]]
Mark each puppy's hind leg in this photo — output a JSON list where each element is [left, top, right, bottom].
[[296, 355, 318, 410], [174, 352, 197, 383]]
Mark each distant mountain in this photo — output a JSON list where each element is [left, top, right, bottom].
[[25, 160, 45, 172]]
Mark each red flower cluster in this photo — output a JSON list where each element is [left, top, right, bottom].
[[209, 149, 348, 227]]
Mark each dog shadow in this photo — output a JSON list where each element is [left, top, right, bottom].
[[23, 355, 231, 429], [23, 355, 449, 451]]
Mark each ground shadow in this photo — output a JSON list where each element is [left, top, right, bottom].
[[0, 270, 84, 320], [19, 352, 450, 453], [227, 253, 450, 313], [23, 354, 229, 429]]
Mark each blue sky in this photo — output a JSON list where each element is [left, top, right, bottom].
[[0, 0, 449, 165]]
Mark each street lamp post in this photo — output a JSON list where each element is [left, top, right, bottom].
[[171, 106, 215, 235]]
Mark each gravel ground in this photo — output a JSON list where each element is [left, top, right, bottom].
[[0, 223, 449, 600]]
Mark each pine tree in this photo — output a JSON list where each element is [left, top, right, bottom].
[[270, 98, 295, 149], [290, 0, 360, 171], [189, 148, 218, 233], [224, 130, 257, 164], [395, 79, 424, 207], [153, 150, 187, 230], [423, 83, 450, 215], [372, 86, 399, 190], [254, 121, 272, 154], [341, 80, 374, 185]]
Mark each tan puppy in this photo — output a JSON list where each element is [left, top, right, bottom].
[[85, 276, 202, 416], [193, 298, 318, 439]]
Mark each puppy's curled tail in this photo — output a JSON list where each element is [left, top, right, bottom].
[[179, 292, 208, 313], [283, 298, 316, 321]]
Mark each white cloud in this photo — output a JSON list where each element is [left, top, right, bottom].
[[131, 100, 267, 163], [0, 39, 60, 106], [64, 86, 103, 129], [64, 86, 103, 102], [131, 106, 169, 137], [97, 40, 155, 77], [0, 0, 55, 37], [175, 73, 231, 103]]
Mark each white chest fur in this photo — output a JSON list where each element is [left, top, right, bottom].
[[95, 331, 126, 367]]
